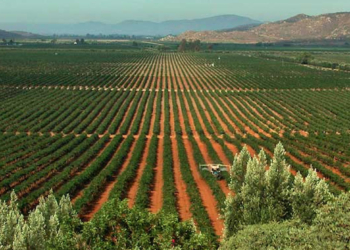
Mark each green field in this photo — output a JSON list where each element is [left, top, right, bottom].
[[1, 43, 350, 241]]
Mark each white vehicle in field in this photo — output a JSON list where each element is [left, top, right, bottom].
[[199, 164, 229, 180]]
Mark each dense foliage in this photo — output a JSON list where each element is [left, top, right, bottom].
[[221, 192, 350, 250], [1, 143, 349, 249], [0, 192, 213, 250], [222, 143, 342, 249]]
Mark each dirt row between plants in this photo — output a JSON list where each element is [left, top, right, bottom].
[[171, 137, 192, 221], [169, 89, 192, 220], [70, 139, 113, 204], [150, 137, 164, 213], [183, 138, 223, 236], [149, 90, 165, 213], [194, 137, 231, 196], [82, 138, 137, 220], [127, 137, 152, 207]]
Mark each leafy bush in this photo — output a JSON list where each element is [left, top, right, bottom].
[[223, 143, 332, 238], [221, 192, 350, 250]]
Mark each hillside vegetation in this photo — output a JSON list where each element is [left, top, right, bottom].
[[165, 12, 350, 43]]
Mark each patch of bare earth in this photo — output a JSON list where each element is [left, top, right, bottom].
[[183, 138, 223, 236]]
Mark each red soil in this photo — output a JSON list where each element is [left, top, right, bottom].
[[183, 138, 223, 236], [299, 130, 309, 137], [195, 91, 229, 136], [219, 95, 260, 138], [117, 92, 145, 135], [147, 91, 158, 137], [209, 94, 242, 135], [286, 152, 325, 179], [245, 144, 256, 157], [209, 139, 232, 196], [127, 137, 152, 208], [187, 93, 212, 138], [175, 93, 188, 137], [169, 90, 176, 137], [181, 92, 200, 137], [150, 138, 164, 213], [168, 89, 192, 219], [150, 92, 165, 212], [171, 137, 192, 220], [224, 141, 239, 155], [194, 137, 231, 196], [234, 97, 271, 138], [82, 139, 137, 220]]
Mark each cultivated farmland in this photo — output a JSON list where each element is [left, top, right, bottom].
[[1, 48, 350, 237]]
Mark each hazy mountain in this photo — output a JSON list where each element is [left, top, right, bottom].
[[165, 12, 350, 43], [0, 29, 23, 39], [0, 15, 261, 36], [0, 29, 44, 40]]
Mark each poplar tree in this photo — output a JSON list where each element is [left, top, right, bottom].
[[229, 145, 251, 193], [241, 150, 267, 224], [0, 191, 78, 250], [292, 169, 333, 224], [224, 143, 331, 241], [264, 142, 292, 221]]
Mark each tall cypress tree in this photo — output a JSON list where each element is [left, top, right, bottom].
[[265, 142, 291, 221]]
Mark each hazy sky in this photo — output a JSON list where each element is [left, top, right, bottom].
[[0, 0, 349, 23]]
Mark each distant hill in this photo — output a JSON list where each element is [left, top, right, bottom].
[[0, 29, 43, 40], [0, 29, 23, 39], [0, 15, 261, 36], [164, 12, 350, 43]]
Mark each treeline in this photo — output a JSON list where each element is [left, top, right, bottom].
[[178, 39, 201, 52], [259, 52, 350, 71], [222, 143, 350, 249]]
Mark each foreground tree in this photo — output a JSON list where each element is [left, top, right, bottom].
[[291, 169, 333, 224], [221, 192, 350, 250], [264, 143, 292, 222], [223, 143, 331, 239], [0, 191, 80, 250], [84, 199, 214, 249], [0, 192, 214, 249]]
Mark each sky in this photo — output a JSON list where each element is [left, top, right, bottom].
[[0, 0, 349, 23]]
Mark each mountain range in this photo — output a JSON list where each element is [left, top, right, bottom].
[[164, 12, 350, 43], [0, 15, 261, 36]]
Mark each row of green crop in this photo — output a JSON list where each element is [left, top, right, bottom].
[[53, 135, 110, 198], [73, 135, 130, 213], [162, 137, 177, 214], [109, 136, 147, 200], [0, 51, 156, 87], [175, 136, 217, 240], [0, 134, 75, 193], [108, 91, 137, 134], [134, 136, 158, 208], [85, 91, 124, 134], [0, 135, 58, 176], [1, 135, 87, 201], [17, 135, 101, 210]]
